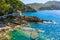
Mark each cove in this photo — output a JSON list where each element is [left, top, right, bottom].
[[24, 10, 60, 40]]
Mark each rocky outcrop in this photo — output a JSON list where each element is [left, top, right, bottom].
[[7, 16, 53, 25], [20, 16, 53, 24], [0, 16, 53, 28], [0, 16, 41, 28], [6, 16, 42, 26], [20, 16, 42, 22]]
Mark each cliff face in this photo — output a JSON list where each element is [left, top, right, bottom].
[[21, 5, 37, 12]]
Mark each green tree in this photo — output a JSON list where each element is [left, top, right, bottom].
[[0, 0, 24, 16], [5, 0, 24, 12]]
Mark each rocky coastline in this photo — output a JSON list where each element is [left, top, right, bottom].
[[0, 16, 53, 28], [0, 16, 53, 40]]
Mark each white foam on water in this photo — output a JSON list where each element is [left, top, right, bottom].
[[52, 21, 59, 25], [43, 21, 52, 24], [22, 27, 44, 33], [43, 20, 58, 25], [38, 30, 45, 33], [46, 39, 50, 40]]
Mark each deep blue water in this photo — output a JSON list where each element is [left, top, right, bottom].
[[24, 10, 60, 40]]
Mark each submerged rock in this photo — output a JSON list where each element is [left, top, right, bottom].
[[31, 31, 38, 39], [8, 29, 47, 40]]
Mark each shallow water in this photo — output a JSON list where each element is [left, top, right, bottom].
[[24, 10, 60, 40], [8, 29, 47, 40]]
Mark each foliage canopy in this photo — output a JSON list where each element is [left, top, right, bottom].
[[0, 0, 24, 16]]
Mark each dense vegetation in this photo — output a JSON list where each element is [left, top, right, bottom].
[[0, 0, 24, 16], [27, 1, 60, 10]]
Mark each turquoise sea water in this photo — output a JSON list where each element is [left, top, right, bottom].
[[24, 10, 60, 40], [9, 29, 47, 40]]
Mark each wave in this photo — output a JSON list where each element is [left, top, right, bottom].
[[43, 20, 58, 25]]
